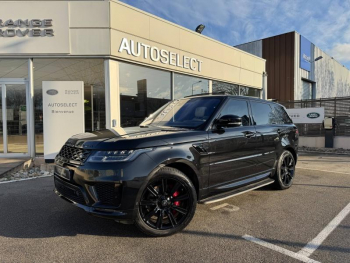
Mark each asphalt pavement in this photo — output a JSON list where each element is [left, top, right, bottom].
[[0, 153, 349, 263]]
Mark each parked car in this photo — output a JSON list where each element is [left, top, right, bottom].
[[54, 95, 298, 236]]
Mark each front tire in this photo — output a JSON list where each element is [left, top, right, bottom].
[[274, 150, 296, 190], [135, 167, 197, 237]]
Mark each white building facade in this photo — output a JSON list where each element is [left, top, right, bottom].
[[0, 0, 266, 158]]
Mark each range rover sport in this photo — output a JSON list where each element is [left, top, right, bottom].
[[54, 95, 298, 236]]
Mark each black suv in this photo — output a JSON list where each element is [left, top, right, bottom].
[[54, 95, 298, 236]]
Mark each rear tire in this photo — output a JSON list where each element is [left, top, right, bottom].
[[135, 167, 197, 237], [274, 150, 296, 190]]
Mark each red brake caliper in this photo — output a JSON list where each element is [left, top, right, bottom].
[[173, 191, 180, 207]]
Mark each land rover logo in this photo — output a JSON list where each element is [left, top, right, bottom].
[[46, 89, 58, 95], [307, 112, 320, 119]]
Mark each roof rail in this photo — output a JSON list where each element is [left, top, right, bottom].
[[184, 91, 229, 98]]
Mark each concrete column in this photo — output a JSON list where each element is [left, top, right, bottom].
[[28, 58, 35, 158], [104, 59, 120, 129]]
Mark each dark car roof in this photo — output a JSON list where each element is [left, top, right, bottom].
[[184, 94, 282, 106]]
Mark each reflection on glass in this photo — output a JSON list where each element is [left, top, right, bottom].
[[6, 84, 28, 153], [0, 59, 28, 154], [34, 58, 105, 154], [174, 74, 208, 99], [140, 97, 222, 129], [84, 86, 106, 132], [0, 85, 2, 153], [240, 86, 260, 97], [212, 81, 239, 95], [93, 86, 106, 131], [119, 62, 171, 127]]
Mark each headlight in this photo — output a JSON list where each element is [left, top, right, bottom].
[[87, 148, 153, 163]]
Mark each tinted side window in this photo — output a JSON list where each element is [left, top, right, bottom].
[[251, 102, 274, 125], [219, 99, 250, 126], [271, 104, 293, 124]]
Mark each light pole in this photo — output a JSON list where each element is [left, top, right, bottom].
[[195, 24, 205, 34], [192, 80, 202, 95], [314, 56, 323, 62]]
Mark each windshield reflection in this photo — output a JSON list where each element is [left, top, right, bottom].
[[140, 97, 222, 129]]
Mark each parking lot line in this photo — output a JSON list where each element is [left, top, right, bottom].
[[210, 203, 229, 210], [242, 235, 320, 263], [298, 202, 350, 257], [244, 202, 350, 262]]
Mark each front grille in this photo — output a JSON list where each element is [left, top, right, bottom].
[[54, 176, 86, 205], [57, 145, 91, 163], [94, 183, 122, 206]]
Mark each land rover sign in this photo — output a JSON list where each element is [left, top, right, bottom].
[[307, 112, 320, 119], [286, 107, 324, 124]]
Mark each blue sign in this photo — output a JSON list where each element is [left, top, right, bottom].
[[300, 35, 312, 71]]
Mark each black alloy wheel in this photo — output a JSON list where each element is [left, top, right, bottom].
[[275, 150, 296, 190], [135, 167, 197, 236]]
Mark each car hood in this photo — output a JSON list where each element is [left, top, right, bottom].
[[65, 126, 208, 150]]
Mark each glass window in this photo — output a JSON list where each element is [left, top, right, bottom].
[[240, 86, 260, 97], [212, 81, 239, 95], [119, 62, 171, 127], [34, 59, 105, 154], [251, 102, 274, 125], [219, 99, 250, 126], [6, 84, 28, 153], [271, 104, 293, 124], [0, 59, 28, 154], [141, 97, 222, 129], [302, 81, 312, 99], [174, 74, 208, 99]]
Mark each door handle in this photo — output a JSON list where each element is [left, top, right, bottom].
[[243, 131, 255, 138]]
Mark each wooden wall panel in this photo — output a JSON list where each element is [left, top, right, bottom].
[[262, 32, 295, 101]]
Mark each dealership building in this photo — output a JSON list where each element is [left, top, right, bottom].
[[0, 0, 266, 158], [236, 32, 350, 149], [236, 31, 350, 101]]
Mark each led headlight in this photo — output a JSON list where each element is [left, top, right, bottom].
[[87, 148, 153, 163]]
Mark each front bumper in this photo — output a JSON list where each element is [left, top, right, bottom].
[[53, 152, 157, 221], [54, 188, 134, 221], [54, 174, 135, 221]]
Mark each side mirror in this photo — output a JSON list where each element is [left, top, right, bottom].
[[216, 115, 242, 128]]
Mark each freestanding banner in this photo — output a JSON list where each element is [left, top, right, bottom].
[[286, 107, 324, 124], [43, 81, 84, 161]]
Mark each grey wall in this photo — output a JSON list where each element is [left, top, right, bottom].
[[294, 32, 350, 99], [235, 40, 262, 58]]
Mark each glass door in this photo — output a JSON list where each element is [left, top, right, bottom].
[[0, 81, 29, 156]]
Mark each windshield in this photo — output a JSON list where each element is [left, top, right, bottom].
[[140, 97, 223, 129]]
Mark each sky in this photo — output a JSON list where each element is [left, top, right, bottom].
[[120, 0, 350, 69]]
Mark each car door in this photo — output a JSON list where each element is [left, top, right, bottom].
[[250, 101, 280, 174], [208, 98, 258, 193]]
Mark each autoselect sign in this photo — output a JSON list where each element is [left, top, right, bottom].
[[286, 107, 324, 124], [43, 81, 84, 161], [118, 37, 203, 72]]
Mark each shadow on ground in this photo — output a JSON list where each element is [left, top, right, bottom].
[[0, 178, 146, 239]]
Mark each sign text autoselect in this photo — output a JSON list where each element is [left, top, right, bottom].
[[118, 38, 203, 72]]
